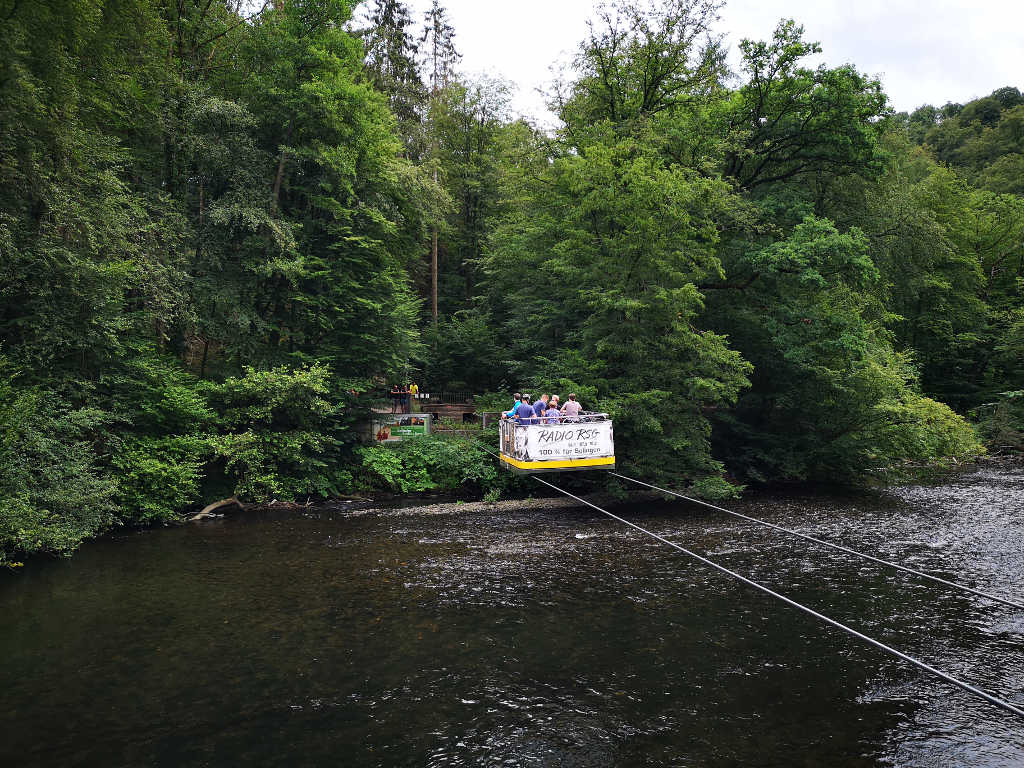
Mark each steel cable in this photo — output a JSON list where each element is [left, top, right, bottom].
[[530, 475, 1024, 720], [609, 472, 1024, 611]]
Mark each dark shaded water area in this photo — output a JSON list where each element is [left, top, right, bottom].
[[2, 464, 1023, 767]]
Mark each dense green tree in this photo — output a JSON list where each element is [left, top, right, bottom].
[[914, 87, 1024, 194], [487, 135, 753, 490], [825, 134, 986, 409], [840, 112, 1024, 410], [701, 23, 980, 480], [427, 76, 514, 318], [722, 20, 888, 193], [557, 0, 726, 129], [705, 216, 978, 480], [0, 0, 183, 379], [362, 0, 426, 154], [485, 1, 753, 491], [890, 88, 1023, 419], [230, 0, 431, 377]]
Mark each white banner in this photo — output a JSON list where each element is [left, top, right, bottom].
[[512, 422, 614, 463]]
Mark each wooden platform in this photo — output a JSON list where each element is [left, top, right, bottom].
[[429, 403, 477, 421], [373, 403, 478, 422]]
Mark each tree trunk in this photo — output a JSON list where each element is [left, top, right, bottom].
[[199, 338, 209, 379], [273, 122, 294, 209], [431, 166, 439, 328], [431, 227, 439, 327]]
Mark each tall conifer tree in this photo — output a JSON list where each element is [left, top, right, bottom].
[[420, 0, 461, 326]]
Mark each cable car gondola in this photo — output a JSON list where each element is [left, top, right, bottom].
[[499, 412, 615, 474]]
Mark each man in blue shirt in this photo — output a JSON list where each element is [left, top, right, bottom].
[[514, 395, 536, 424], [533, 393, 549, 421]]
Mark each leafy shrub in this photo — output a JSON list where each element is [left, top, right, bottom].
[[0, 372, 118, 565], [355, 433, 510, 496], [973, 391, 1024, 453], [690, 475, 743, 500], [101, 349, 217, 435], [208, 364, 336, 430], [112, 436, 207, 524], [864, 394, 985, 471], [210, 430, 332, 500], [205, 364, 339, 500]]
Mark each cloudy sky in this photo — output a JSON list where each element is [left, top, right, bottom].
[[404, 0, 1023, 123]]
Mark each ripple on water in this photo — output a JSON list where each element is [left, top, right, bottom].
[[1, 464, 1023, 766]]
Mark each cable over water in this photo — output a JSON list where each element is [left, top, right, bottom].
[[609, 472, 1024, 611], [529, 475, 1024, 721]]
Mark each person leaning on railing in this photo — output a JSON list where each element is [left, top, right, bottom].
[[560, 393, 582, 420], [502, 392, 522, 420], [532, 393, 550, 421], [544, 402, 561, 424], [514, 394, 536, 424]]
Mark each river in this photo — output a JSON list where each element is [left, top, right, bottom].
[[2, 463, 1022, 766]]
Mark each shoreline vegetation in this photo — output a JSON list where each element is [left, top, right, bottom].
[[240, 453, 1024, 517], [7, 454, 1019, 572], [2, 0, 1021, 568]]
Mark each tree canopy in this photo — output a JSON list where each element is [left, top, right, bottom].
[[2, 0, 1018, 564]]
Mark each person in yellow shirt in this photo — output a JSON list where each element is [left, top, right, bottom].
[[409, 382, 419, 412]]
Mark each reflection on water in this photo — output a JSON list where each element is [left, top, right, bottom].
[[2, 464, 1023, 766]]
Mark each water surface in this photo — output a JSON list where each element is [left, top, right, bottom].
[[2, 464, 1023, 766]]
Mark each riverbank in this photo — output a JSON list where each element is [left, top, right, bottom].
[[209, 489, 629, 522], [5, 453, 1017, 570], [210, 454, 1024, 523]]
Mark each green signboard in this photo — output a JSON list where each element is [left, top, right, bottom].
[[372, 415, 431, 442]]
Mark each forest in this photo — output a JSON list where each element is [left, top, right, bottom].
[[1, 0, 1021, 565]]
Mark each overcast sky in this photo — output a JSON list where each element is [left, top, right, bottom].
[[404, 0, 1023, 124]]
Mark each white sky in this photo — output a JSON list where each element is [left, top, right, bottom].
[[404, 0, 1024, 124]]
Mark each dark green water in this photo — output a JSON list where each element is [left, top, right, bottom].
[[2, 465, 1023, 766]]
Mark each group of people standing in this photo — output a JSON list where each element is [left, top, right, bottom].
[[388, 382, 419, 412], [503, 392, 583, 425]]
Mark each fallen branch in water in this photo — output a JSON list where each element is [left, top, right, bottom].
[[189, 496, 246, 521]]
